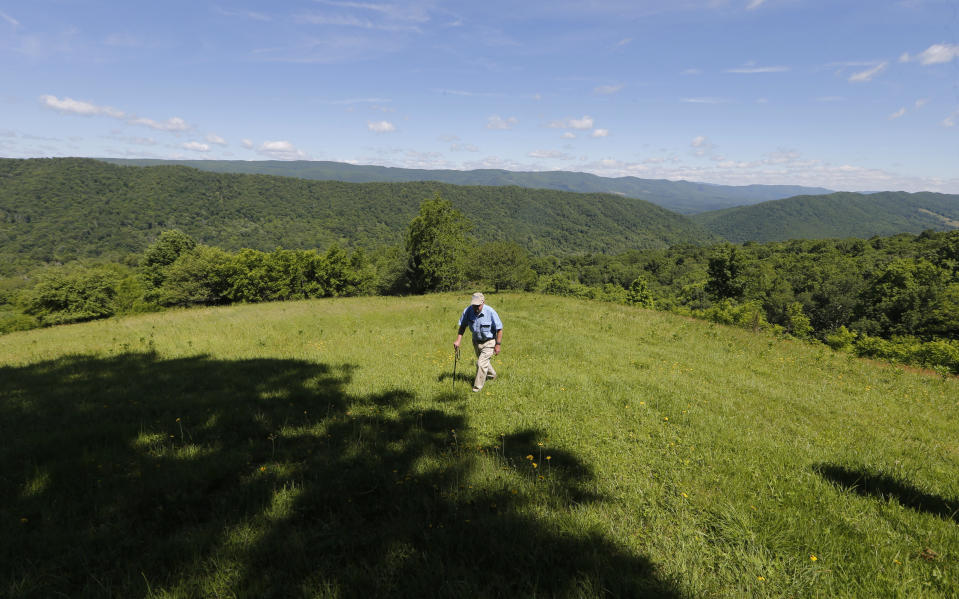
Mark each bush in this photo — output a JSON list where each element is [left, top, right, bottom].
[[22, 266, 123, 326]]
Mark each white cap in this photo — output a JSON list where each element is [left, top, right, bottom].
[[470, 292, 485, 305]]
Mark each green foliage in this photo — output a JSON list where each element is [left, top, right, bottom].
[[469, 241, 537, 292], [626, 277, 655, 308], [140, 229, 198, 289], [693, 191, 959, 243], [405, 195, 473, 293], [0, 158, 716, 277], [158, 245, 234, 307], [103, 157, 832, 214], [21, 266, 125, 325], [784, 302, 813, 339]]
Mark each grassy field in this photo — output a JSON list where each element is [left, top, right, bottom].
[[1, 293, 957, 598]]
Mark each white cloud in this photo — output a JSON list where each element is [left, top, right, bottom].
[[486, 115, 517, 130], [128, 116, 190, 131], [367, 120, 396, 133], [594, 84, 623, 95], [816, 96, 845, 102], [40, 95, 125, 118], [848, 62, 887, 82], [182, 141, 210, 152], [450, 143, 479, 152], [215, 7, 272, 21], [889, 107, 906, 119], [562, 132, 576, 139], [0, 11, 19, 27], [528, 149, 573, 160], [616, 37, 633, 47], [681, 97, 727, 104], [725, 65, 789, 73], [591, 129, 609, 138], [915, 98, 928, 108], [40, 94, 192, 132], [899, 52, 911, 63], [258, 140, 309, 160], [681, 68, 702, 75], [568, 116, 594, 130], [241, 139, 254, 149], [916, 43, 959, 65], [206, 133, 227, 145], [746, 0, 766, 9]]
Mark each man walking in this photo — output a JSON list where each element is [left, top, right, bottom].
[[453, 292, 503, 392]]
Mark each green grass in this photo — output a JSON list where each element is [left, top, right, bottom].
[[1, 293, 957, 598]]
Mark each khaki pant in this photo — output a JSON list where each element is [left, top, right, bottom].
[[472, 338, 497, 390]]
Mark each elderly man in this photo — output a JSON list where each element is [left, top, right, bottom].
[[453, 292, 503, 392]]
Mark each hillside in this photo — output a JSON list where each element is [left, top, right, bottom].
[[0, 158, 716, 275], [692, 191, 959, 242], [101, 158, 833, 214], [1, 293, 956, 597]]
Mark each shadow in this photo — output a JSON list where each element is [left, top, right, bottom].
[[1, 352, 683, 598], [435, 371, 474, 385], [814, 464, 958, 523]]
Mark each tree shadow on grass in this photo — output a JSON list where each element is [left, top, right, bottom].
[[814, 464, 958, 523], [1, 352, 683, 598]]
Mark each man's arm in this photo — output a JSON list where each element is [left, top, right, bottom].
[[454, 323, 467, 349], [494, 328, 503, 355]]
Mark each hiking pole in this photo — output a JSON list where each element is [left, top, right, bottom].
[[452, 346, 461, 391]]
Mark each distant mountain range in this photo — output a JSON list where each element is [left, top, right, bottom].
[[0, 158, 716, 275], [692, 191, 959, 243], [99, 159, 833, 215]]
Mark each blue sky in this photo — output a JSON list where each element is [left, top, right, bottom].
[[2, 0, 958, 192]]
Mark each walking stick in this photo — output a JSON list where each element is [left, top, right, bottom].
[[452, 346, 461, 391]]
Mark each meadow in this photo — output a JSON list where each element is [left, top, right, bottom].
[[1, 293, 957, 598]]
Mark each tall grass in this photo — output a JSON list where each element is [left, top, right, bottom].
[[1, 293, 957, 598]]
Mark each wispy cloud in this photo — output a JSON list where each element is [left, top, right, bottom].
[[725, 65, 789, 73], [746, 0, 767, 9], [561, 132, 576, 139], [40, 94, 191, 131], [486, 115, 518, 130], [296, 12, 423, 32], [549, 115, 594, 130], [915, 43, 959, 65], [241, 139, 254, 149], [889, 107, 906, 119], [367, 120, 396, 133], [681, 68, 702, 76], [206, 133, 227, 145], [128, 117, 190, 132], [1, 11, 21, 27], [182, 141, 211, 152], [215, 7, 272, 21], [849, 62, 887, 82], [591, 129, 609, 138], [681, 97, 728, 104], [258, 140, 309, 160], [528, 149, 573, 160], [594, 84, 623, 95]]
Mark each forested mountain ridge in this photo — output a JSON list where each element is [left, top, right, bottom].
[[0, 158, 717, 275], [100, 158, 833, 214], [692, 191, 959, 243]]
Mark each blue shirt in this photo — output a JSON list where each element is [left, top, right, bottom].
[[459, 304, 502, 343]]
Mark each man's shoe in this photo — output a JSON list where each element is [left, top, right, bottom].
[[472, 387, 481, 392]]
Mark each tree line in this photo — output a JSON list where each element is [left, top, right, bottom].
[[1, 196, 957, 374]]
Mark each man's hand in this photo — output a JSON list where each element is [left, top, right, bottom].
[[453, 338, 461, 350], [494, 343, 501, 355]]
